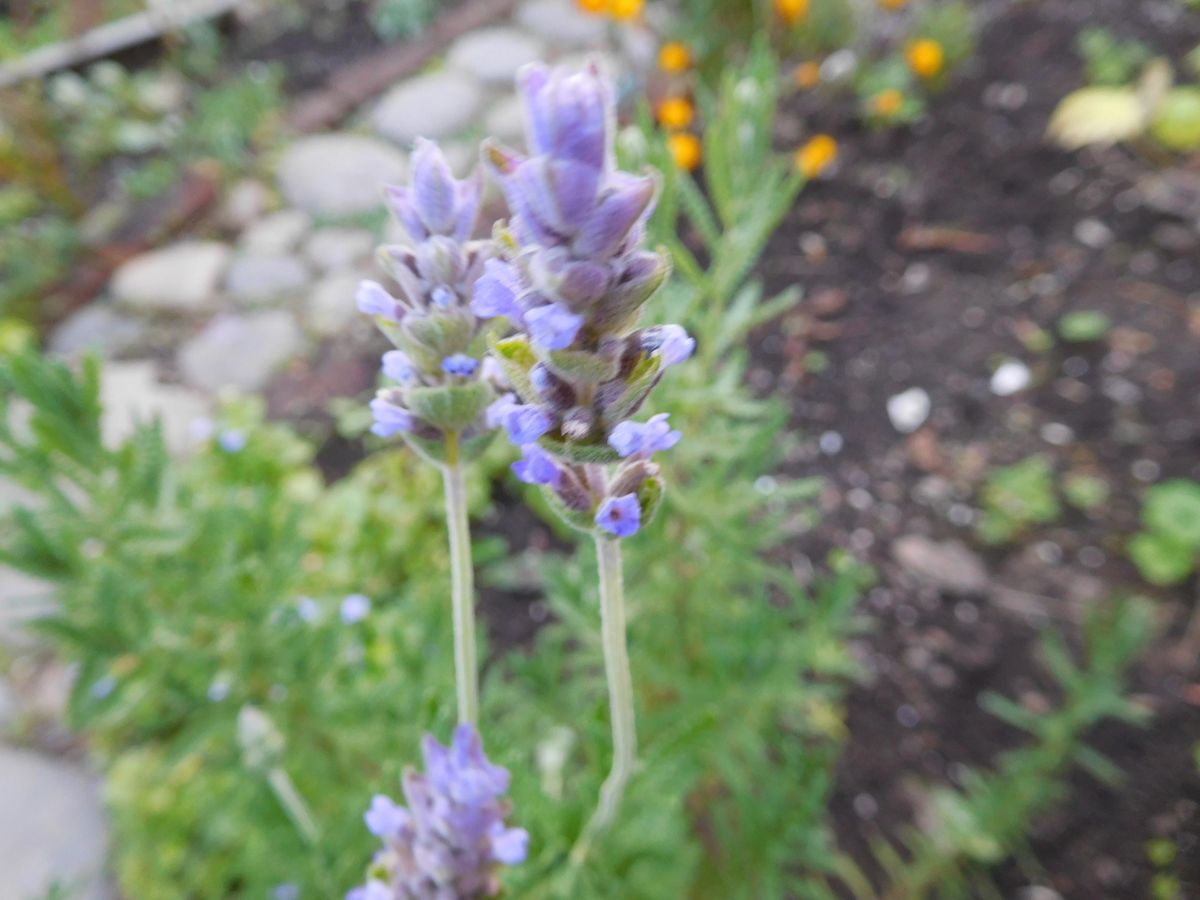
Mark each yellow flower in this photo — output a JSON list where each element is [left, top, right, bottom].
[[668, 133, 703, 171], [907, 38, 945, 79], [872, 88, 905, 118], [879, 0, 908, 9], [609, 0, 644, 20], [794, 134, 838, 178], [659, 41, 692, 73], [774, 0, 809, 25], [657, 96, 695, 131], [576, 0, 609, 13], [794, 61, 822, 90]]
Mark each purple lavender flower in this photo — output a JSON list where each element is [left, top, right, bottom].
[[607, 414, 681, 459], [370, 396, 415, 438], [442, 354, 480, 377], [501, 404, 553, 445], [512, 443, 562, 487], [349, 725, 528, 899], [471, 259, 525, 322], [470, 61, 687, 514], [648, 324, 696, 368], [356, 135, 499, 456], [525, 302, 584, 351], [365, 794, 410, 839], [341, 594, 372, 624], [357, 281, 404, 323], [381, 350, 417, 384], [595, 494, 641, 538], [217, 429, 247, 453]]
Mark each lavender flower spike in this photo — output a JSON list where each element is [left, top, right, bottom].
[[354, 136, 503, 729], [348, 725, 528, 899]]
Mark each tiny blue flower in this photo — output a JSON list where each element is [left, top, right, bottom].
[[365, 794, 411, 840], [188, 417, 215, 443], [486, 393, 517, 429], [502, 404, 553, 445], [369, 396, 415, 437], [431, 285, 456, 308], [90, 676, 116, 699], [272, 884, 300, 900], [217, 429, 247, 453], [595, 493, 641, 538], [512, 443, 561, 487], [471, 260, 524, 321], [654, 324, 696, 368], [607, 413, 681, 458], [441, 354, 479, 377], [357, 281, 403, 323], [526, 302, 584, 351], [381, 350, 417, 383], [490, 820, 531, 865], [341, 593, 371, 624], [296, 596, 320, 623]]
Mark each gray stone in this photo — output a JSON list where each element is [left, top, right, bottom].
[[240, 209, 313, 255], [48, 303, 145, 359], [892, 536, 988, 594], [372, 70, 486, 145], [220, 178, 272, 229], [303, 227, 374, 272], [178, 312, 304, 393], [110, 241, 231, 313], [446, 28, 545, 87], [515, 0, 607, 49], [225, 255, 311, 303], [0, 745, 115, 900], [305, 272, 362, 337], [100, 361, 211, 454], [484, 93, 526, 144], [277, 135, 406, 218]]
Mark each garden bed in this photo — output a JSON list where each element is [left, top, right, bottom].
[[753, 0, 1200, 893]]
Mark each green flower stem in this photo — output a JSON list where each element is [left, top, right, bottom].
[[592, 533, 637, 829], [267, 766, 320, 846], [442, 431, 479, 727]]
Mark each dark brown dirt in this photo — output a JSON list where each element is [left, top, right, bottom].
[[755, 0, 1200, 895]]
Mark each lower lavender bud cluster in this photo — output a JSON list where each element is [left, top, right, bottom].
[[349, 725, 529, 900]]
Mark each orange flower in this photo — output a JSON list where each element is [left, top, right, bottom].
[[609, 0, 644, 20], [872, 88, 905, 118], [794, 134, 838, 178], [659, 41, 692, 73], [907, 38, 945, 78], [657, 96, 695, 131], [576, 0, 608, 14], [794, 61, 822, 90], [668, 133, 703, 171], [774, 0, 809, 25], [879, 0, 908, 9]]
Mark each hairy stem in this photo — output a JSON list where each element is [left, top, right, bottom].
[[442, 432, 479, 726], [592, 534, 637, 829]]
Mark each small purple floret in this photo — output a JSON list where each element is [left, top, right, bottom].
[[442, 354, 480, 377], [595, 493, 642, 538], [512, 443, 561, 487], [502, 404, 553, 445], [607, 413, 681, 459], [369, 397, 416, 437], [525, 302, 584, 351]]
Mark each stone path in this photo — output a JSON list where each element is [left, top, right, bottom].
[[8, 2, 664, 895]]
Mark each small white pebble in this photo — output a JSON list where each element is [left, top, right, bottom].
[[887, 387, 931, 434], [990, 360, 1031, 396]]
